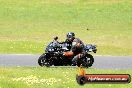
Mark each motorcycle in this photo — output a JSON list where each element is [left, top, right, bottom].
[[38, 37, 97, 68]]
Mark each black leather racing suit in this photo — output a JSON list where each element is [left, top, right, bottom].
[[65, 38, 86, 65]]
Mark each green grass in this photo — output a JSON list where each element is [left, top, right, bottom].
[[0, 0, 132, 55], [0, 67, 132, 88]]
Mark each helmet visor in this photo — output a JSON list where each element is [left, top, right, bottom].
[[67, 34, 74, 39]]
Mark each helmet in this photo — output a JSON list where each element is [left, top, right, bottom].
[[66, 32, 75, 41]]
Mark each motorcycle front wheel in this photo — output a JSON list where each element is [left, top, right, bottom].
[[38, 54, 51, 67]]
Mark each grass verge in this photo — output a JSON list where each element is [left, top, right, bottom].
[[0, 0, 132, 55], [0, 67, 132, 88]]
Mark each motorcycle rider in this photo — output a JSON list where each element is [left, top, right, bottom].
[[63, 32, 86, 66]]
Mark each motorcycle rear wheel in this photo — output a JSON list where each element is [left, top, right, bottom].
[[77, 54, 94, 68], [85, 54, 94, 67]]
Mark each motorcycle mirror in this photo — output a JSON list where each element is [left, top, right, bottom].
[[54, 36, 58, 40]]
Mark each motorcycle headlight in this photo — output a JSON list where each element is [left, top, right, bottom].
[[52, 49, 54, 51], [89, 49, 92, 52], [48, 48, 54, 51], [49, 49, 52, 51]]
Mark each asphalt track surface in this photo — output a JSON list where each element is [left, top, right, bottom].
[[0, 54, 132, 69]]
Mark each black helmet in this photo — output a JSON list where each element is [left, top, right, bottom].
[[67, 32, 75, 41]]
